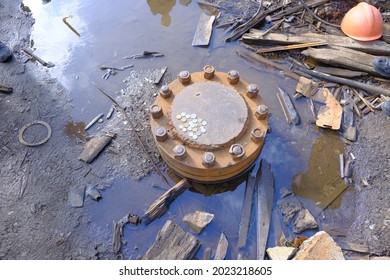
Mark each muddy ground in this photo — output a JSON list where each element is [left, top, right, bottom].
[[0, 0, 389, 259]]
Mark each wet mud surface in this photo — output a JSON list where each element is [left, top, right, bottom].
[[0, 0, 389, 259]]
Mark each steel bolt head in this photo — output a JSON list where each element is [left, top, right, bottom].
[[203, 65, 215, 80], [246, 84, 259, 99], [251, 127, 265, 142], [229, 144, 245, 160], [178, 71, 191, 85], [155, 126, 168, 142], [159, 85, 172, 98], [202, 152, 216, 167], [255, 104, 268, 120], [173, 144, 186, 160], [150, 104, 163, 119], [227, 70, 240, 85]]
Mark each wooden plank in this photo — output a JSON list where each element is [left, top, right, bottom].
[[192, 12, 215, 47], [256, 41, 327, 54], [214, 232, 228, 260], [277, 87, 301, 125], [302, 46, 383, 77], [142, 220, 200, 260], [242, 32, 390, 56], [237, 160, 259, 249], [314, 66, 368, 78], [142, 179, 190, 224], [256, 160, 275, 260]]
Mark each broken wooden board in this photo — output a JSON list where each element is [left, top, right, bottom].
[[237, 160, 259, 249], [141, 220, 200, 260], [315, 88, 343, 130], [256, 160, 275, 260], [242, 32, 390, 56], [79, 132, 115, 163], [192, 12, 215, 47], [302, 46, 384, 77], [313, 66, 368, 78], [153, 66, 167, 84], [214, 232, 228, 260], [256, 41, 327, 54], [142, 178, 190, 224], [295, 76, 319, 98]]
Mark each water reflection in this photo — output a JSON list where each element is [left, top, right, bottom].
[[292, 132, 345, 209], [146, 0, 191, 26]]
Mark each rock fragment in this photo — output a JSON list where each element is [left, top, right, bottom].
[[266, 246, 296, 260], [183, 210, 214, 234], [293, 209, 318, 233]]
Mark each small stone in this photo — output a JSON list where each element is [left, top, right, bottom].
[[266, 246, 297, 260], [279, 188, 292, 198], [293, 209, 318, 233], [293, 231, 345, 260], [86, 185, 102, 201], [68, 185, 86, 207], [0, 42, 12, 62], [382, 100, 390, 117], [183, 210, 214, 234], [343, 126, 357, 142], [277, 197, 302, 225]]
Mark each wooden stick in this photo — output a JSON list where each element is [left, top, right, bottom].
[[351, 88, 375, 112], [142, 178, 190, 224], [256, 41, 327, 54]]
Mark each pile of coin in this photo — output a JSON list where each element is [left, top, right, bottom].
[[175, 112, 208, 140]]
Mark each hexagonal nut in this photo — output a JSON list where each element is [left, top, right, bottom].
[[159, 85, 172, 98], [251, 127, 265, 142], [173, 144, 186, 160], [150, 104, 163, 119], [229, 144, 245, 160], [155, 126, 168, 142], [203, 65, 215, 80], [227, 70, 240, 85], [254, 104, 268, 120], [202, 152, 216, 167], [178, 71, 191, 85], [246, 84, 259, 99]]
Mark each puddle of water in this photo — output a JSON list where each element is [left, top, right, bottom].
[[24, 0, 350, 259], [65, 121, 87, 140], [292, 131, 346, 210]]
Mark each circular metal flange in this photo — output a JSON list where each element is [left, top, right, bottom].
[[150, 67, 268, 182]]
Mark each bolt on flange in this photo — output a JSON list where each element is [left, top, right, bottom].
[[150, 104, 163, 119], [178, 71, 191, 85], [159, 85, 172, 99], [251, 127, 265, 142], [255, 104, 268, 120], [229, 144, 245, 160], [203, 65, 215, 80], [173, 144, 186, 160], [246, 84, 259, 99], [227, 70, 240, 85], [155, 126, 168, 142], [202, 152, 216, 167]]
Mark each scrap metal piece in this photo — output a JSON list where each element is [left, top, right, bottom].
[[18, 120, 52, 147], [277, 87, 300, 125], [192, 12, 216, 47], [85, 113, 104, 130], [63, 16, 80, 37]]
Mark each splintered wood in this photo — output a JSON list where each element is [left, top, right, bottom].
[[192, 12, 215, 47]]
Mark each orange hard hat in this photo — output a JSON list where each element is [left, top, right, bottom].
[[341, 2, 383, 41]]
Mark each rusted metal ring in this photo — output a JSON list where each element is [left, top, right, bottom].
[[18, 120, 52, 147]]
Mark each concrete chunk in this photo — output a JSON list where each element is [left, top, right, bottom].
[[266, 246, 297, 260], [183, 210, 214, 234], [294, 231, 345, 260], [293, 209, 318, 233]]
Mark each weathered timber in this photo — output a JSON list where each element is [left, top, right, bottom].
[[291, 64, 390, 97], [277, 87, 301, 125], [142, 220, 200, 260], [192, 12, 215, 47], [79, 132, 115, 163], [272, 0, 330, 21], [242, 32, 390, 56], [314, 66, 368, 78], [256, 41, 327, 54], [237, 160, 260, 249], [302, 46, 385, 77], [214, 232, 228, 260], [256, 160, 275, 260], [0, 84, 13, 93], [142, 178, 190, 224], [383, 23, 390, 44], [154, 66, 167, 84]]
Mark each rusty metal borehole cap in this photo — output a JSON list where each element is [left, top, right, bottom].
[[171, 81, 249, 149]]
